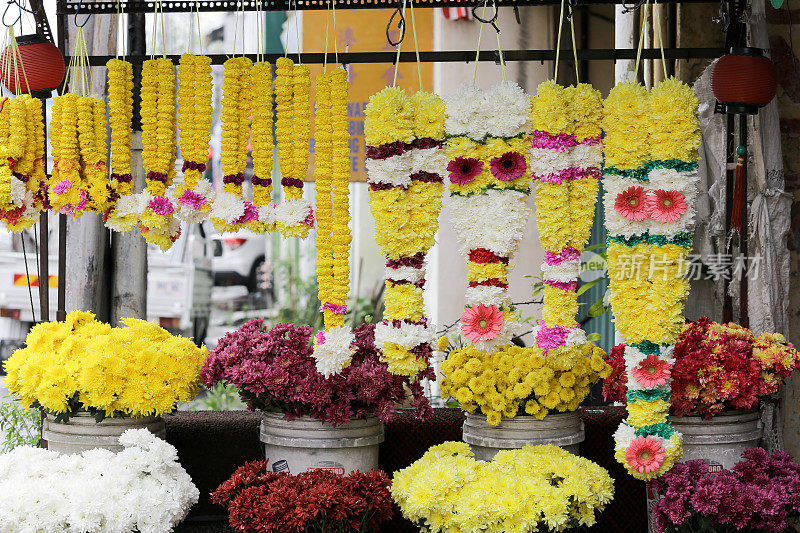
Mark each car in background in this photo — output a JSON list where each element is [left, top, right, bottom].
[[211, 231, 269, 293]]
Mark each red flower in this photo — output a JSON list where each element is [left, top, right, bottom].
[[461, 304, 504, 342], [615, 186, 652, 221], [447, 157, 483, 185], [489, 151, 526, 181], [651, 189, 688, 223]]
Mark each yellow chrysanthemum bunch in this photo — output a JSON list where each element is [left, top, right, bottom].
[[364, 86, 414, 146], [4, 310, 207, 418], [440, 342, 610, 425], [648, 78, 702, 163], [107, 59, 134, 197], [392, 442, 615, 533]]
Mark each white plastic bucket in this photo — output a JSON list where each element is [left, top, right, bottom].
[[259, 412, 384, 475], [671, 410, 763, 471], [462, 411, 584, 461], [43, 412, 166, 454]]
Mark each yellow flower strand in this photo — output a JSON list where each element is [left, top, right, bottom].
[[250, 62, 274, 211], [315, 72, 334, 319], [107, 59, 133, 197]]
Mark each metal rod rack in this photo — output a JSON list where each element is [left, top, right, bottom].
[[57, 0, 715, 13], [67, 47, 725, 64]]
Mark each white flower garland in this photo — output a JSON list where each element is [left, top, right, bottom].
[[314, 326, 356, 378]]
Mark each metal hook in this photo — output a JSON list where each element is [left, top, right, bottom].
[[2, 1, 21, 27], [472, 3, 500, 33], [74, 0, 90, 28], [386, 0, 405, 47]]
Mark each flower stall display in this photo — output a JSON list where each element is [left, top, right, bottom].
[[212, 461, 394, 533], [4, 310, 207, 420], [172, 53, 214, 224], [137, 57, 181, 250], [604, 318, 800, 417], [210, 56, 254, 232], [651, 448, 800, 533], [444, 81, 532, 353], [104, 58, 139, 232], [313, 68, 357, 377], [392, 441, 615, 532], [201, 320, 432, 425], [364, 87, 445, 377], [529, 80, 603, 372], [0, 429, 199, 533], [603, 79, 701, 480], [272, 56, 314, 238]]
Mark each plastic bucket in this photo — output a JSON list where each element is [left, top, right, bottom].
[[671, 410, 762, 471], [259, 412, 384, 475], [462, 411, 585, 461], [42, 412, 166, 454]]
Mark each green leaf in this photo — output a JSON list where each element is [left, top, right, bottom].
[[444, 400, 460, 409], [584, 243, 606, 252], [576, 278, 603, 296], [586, 332, 602, 342], [588, 298, 609, 317]]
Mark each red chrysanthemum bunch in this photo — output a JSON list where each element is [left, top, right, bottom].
[[200, 320, 433, 426], [603, 317, 800, 418], [212, 461, 394, 533]]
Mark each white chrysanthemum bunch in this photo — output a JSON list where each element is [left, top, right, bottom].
[[0, 429, 199, 533]]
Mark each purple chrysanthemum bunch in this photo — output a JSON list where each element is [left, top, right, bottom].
[[201, 320, 433, 426], [652, 448, 800, 533]]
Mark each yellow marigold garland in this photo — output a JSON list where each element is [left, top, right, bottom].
[[49, 93, 85, 215], [1, 95, 41, 231], [107, 59, 133, 197], [139, 58, 180, 251], [211, 56, 254, 232], [248, 61, 275, 233], [273, 57, 314, 238], [311, 69, 356, 378], [78, 96, 111, 213], [173, 54, 213, 224]]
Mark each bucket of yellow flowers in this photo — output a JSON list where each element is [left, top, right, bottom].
[[439, 336, 611, 460], [3, 310, 207, 454]]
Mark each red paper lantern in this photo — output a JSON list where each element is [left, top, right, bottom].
[[0, 34, 65, 95], [711, 47, 777, 114]]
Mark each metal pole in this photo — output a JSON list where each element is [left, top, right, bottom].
[[738, 113, 749, 328], [110, 11, 148, 324], [37, 97, 48, 322]]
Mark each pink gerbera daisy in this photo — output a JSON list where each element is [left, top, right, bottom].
[[631, 354, 671, 388], [615, 186, 652, 221], [651, 189, 688, 223], [447, 157, 484, 185], [626, 435, 667, 474], [461, 304, 504, 343], [489, 151, 526, 181]]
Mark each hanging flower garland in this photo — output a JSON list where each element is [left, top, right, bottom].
[[444, 82, 532, 353], [211, 56, 255, 232], [364, 87, 445, 377], [248, 61, 275, 233], [172, 53, 214, 224], [272, 57, 314, 238], [104, 58, 140, 232], [138, 57, 180, 251], [78, 95, 111, 214], [528, 80, 603, 371], [605, 79, 701, 480], [312, 69, 357, 377], [1, 95, 42, 232], [49, 93, 86, 216]]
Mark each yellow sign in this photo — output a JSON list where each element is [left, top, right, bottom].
[[303, 8, 434, 181]]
